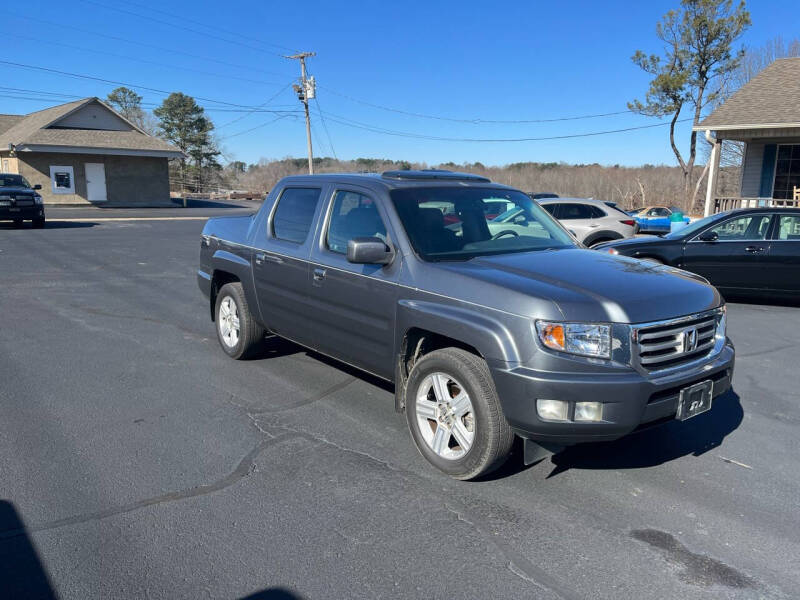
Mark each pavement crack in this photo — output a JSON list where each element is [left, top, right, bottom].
[[0, 434, 295, 541]]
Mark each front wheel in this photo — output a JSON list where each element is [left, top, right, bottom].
[[214, 282, 265, 359], [405, 347, 514, 480]]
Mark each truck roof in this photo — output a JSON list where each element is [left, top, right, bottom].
[[275, 170, 516, 192]]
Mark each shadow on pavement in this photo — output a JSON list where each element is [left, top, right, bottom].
[[547, 390, 744, 476], [0, 500, 58, 599], [0, 221, 96, 229], [239, 588, 304, 600]]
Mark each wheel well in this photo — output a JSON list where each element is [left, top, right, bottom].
[[210, 270, 240, 321], [585, 230, 623, 246], [394, 328, 482, 413]]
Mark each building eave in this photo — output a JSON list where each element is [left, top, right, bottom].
[[17, 144, 186, 159], [693, 122, 800, 131]]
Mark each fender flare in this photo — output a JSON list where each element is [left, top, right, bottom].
[[583, 230, 624, 247], [395, 300, 521, 364], [210, 250, 261, 323]]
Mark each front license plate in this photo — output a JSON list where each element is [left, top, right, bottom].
[[676, 380, 713, 421]]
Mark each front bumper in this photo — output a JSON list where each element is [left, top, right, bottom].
[[0, 206, 44, 221], [492, 342, 735, 445]]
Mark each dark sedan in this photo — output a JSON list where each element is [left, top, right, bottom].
[[596, 208, 800, 299]]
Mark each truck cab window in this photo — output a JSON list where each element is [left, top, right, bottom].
[[271, 187, 321, 243], [326, 191, 387, 254]]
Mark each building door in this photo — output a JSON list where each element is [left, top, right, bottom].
[[85, 163, 107, 202]]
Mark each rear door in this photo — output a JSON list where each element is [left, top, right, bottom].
[[252, 185, 325, 348], [307, 186, 401, 379], [765, 213, 800, 292], [681, 213, 773, 290], [553, 202, 596, 242]]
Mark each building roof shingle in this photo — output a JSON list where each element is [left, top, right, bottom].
[[0, 97, 182, 156], [696, 57, 800, 130]]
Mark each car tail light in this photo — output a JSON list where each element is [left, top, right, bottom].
[[620, 219, 635, 226]]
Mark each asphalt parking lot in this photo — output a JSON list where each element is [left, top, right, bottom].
[[1, 211, 798, 599]]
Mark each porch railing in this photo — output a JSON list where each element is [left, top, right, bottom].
[[713, 197, 800, 214]]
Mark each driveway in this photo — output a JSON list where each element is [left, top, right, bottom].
[[0, 217, 797, 599]]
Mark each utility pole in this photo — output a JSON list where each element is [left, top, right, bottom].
[[286, 52, 316, 174]]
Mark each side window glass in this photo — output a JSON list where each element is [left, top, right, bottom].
[[589, 206, 606, 218], [559, 204, 592, 220], [776, 215, 800, 240], [542, 204, 559, 217], [272, 187, 322, 243], [326, 191, 387, 254], [709, 215, 771, 241]]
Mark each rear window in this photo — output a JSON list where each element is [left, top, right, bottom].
[[272, 187, 321, 243]]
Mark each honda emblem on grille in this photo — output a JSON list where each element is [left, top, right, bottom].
[[682, 327, 699, 352]]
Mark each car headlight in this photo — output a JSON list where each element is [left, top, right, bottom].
[[716, 305, 727, 341], [34, 194, 43, 205], [536, 321, 611, 358]]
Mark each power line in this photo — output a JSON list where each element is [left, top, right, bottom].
[[313, 96, 338, 160], [0, 85, 301, 115], [219, 114, 297, 140], [6, 34, 285, 87], [320, 85, 635, 124], [123, 0, 298, 54], [78, 0, 288, 58], [4, 11, 293, 79], [0, 59, 284, 110], [313, 107, 694, 142], [217, 84, 293, 129]]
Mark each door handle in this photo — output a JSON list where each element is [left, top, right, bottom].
[[744, 245, 764, 253], [313, 268, 326, 281]]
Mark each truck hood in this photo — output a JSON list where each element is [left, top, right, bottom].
[[436, 248, 721, 324]]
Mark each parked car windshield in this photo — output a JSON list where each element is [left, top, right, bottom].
[[390, 187, 575, 261], [0, 174, 32, 188]]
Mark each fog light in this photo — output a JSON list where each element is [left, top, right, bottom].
[[537, 399, 568, 421], [575, 402, 602, 422]]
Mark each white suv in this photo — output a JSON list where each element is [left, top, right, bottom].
[[539, 198, 636, 247]]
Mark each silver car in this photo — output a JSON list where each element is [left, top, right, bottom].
[[538, 198, 637, 246]]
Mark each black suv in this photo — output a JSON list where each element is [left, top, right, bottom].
[[0, 174, 45, 228]]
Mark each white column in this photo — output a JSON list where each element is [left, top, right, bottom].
[[703, 131, 722, 217]]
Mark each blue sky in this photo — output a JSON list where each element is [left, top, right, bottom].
[[2, 0, 796, 167]]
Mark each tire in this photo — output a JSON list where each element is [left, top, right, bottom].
[[33, 217, 45, 229], [214, 282, 265, 359], [405, 347, 514, 480]]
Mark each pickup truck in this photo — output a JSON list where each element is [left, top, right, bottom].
[[198, 170, 735, 480], [0, 173, 45, 228]]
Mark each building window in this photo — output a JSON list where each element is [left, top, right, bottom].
[[49, 165, 75, 194], [773, 145, 800, 199]]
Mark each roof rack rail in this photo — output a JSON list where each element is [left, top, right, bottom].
[[381, 169, 491, 183]]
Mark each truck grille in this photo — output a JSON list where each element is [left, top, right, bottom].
[[632, 311, 720, 372]]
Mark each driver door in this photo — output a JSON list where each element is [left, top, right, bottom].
[[682, 213, 773, 290]]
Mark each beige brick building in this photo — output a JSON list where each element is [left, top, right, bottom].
[[0, 98, 183, 206]]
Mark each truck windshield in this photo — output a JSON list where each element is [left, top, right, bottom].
[[0, 174, 32, 188], [390, 187, 576, 261]]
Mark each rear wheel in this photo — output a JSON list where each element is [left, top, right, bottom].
[[405, 347, 514, 480], [214, 282, 265, 359]]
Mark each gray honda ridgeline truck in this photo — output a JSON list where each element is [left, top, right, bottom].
[[198, 171, 734, 480]]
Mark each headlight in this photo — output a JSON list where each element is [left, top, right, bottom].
[[716, 305, 727, 340], [536, 321, 611, 358], [34, 194, 43, 205]]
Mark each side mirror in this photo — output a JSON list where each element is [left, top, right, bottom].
[[698, 231, 719, 242], [347, 237, 394, 265], [33, 184, 42, 190]]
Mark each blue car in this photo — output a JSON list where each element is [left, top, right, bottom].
[[632, 206, 691, 234]]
